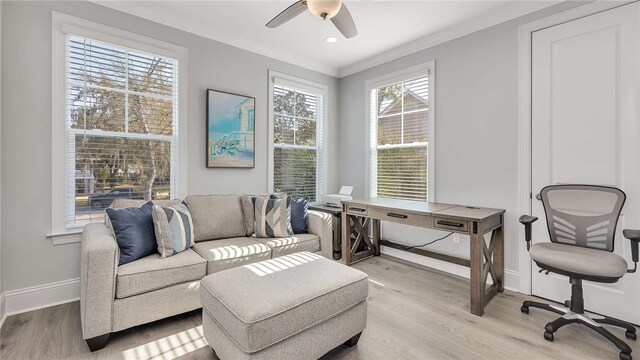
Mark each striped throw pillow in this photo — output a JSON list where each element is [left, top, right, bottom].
[[152, 203, 194, 257], [254, 194, 293, 238]]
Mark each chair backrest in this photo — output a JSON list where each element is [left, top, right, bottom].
[[540, 185, 626, 252]]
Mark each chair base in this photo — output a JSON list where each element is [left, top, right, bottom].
[[522, 299, 636, 360]]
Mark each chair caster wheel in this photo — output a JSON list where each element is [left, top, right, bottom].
[[626, 330, 637, 341], [564, 300, 571, 308], [544, 331, 554, 342], [620, 352, 632, 360], [520, 305, 529, 314]]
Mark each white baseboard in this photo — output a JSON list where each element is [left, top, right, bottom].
[[381, 246, 520, 292], [503, 269, 520, 292], [0, 292, 6, 330], [4, 278, 80, 317]]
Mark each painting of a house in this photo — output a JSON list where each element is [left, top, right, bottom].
[[207, 89, 255, 168]]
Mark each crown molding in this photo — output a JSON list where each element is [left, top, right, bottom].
[[337, 1, 562, 78], [92, 1, 561, 79]]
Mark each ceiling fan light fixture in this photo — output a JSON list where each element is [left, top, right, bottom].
[[307, 0, 343, 20]]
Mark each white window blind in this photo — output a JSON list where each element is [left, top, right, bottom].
[[370, 75, 429, 201], [272, 81, 325, 201], [65, 34, 179, 226]]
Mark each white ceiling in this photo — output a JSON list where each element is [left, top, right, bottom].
[[94, 0, 559, 77]]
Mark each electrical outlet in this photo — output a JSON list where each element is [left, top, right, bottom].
[[452, 234, 460, 244]]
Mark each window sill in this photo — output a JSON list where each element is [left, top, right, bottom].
[[47, 230, 83, 245]]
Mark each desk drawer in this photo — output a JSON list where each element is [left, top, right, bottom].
[[434, 217, 469, 233], [368, 207, 431, 227], [346, 204, 368, 216]]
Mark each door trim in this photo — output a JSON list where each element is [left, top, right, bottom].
[[517, 0, 637, 295]]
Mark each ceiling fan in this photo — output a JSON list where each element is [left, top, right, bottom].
[[265, 0, 358, 39]]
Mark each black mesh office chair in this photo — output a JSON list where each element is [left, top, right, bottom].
[[519, 185, 640, 360]]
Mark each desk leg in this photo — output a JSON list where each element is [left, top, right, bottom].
[[494, 220, 505, 292], [470, 222, 485, 316], [334, 214, 342, 260], [342, 212, 352, 266], [372, 219, 381, 256]]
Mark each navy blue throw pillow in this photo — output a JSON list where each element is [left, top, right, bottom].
[[106, 201, 157, 265], [291, 197, 309, 234]]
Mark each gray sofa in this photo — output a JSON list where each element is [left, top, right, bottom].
[[80, 194, 333, 351]]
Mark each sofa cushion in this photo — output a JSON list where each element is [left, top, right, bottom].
[[152, 203, 195, 257], [106, 202, 157, 266], [199, 252, 369, 353], [241, 195, 256, 236], [290, 197, 309, 234], [116, 248, 206, 299], [241, 193, 287, 236], [255, 234, 320, 257], [192, 237, 272, 274], [254, 195, 292, 238], [105, 199, 183, 235], [184, 195, 247, 241]]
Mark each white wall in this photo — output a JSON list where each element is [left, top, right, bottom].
[[1, 1, 339, 297], [337, 1, 584, 290]]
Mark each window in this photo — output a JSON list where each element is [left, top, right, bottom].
[[269, 72, 327, 202], [368, 63, 434, 202], [52, 14, 186, 232], [65, 35, 179, 225]]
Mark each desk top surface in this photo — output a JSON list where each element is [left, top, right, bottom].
[[308, 203, 342, 214], [343, 197, 505, 221]]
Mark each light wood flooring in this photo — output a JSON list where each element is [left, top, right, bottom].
[[2, 256, 639, 360]]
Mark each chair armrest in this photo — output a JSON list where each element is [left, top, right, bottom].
[[519, 215, 538, 251], [519, 215, 538, 225], [81, 223, 119, 340], [623, 229, 640, 241], [624, 229, 640, 267], [308, 210, 333, 259]]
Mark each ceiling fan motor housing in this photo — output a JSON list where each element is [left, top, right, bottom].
[[307, 0, 343, 20]]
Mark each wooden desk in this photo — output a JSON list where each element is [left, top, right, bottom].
[[341, 197, 505, 316]]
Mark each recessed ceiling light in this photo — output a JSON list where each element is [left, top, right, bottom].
[[326, 37, 338, 43]]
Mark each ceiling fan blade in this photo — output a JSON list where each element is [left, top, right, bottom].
[[331, 3, 358, 39], [265, 0, 308, 28]]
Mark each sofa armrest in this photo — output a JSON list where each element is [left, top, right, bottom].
[[308, 210, 333, 259], [81, 222, 119, 340]]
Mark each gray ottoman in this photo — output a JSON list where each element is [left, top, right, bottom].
[[200, 251, 368, 360]]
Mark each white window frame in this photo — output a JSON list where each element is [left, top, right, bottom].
[[365, 61, 435, 201], [267, 70, 328, 201], [50, 12, 188, 237]]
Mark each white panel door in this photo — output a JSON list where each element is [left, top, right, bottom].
[[531, 2, 640, 323]]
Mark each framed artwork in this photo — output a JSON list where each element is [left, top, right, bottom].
[[206, 89, 256, 168]]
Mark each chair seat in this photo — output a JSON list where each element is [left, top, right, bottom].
[[530, 242, 628, 279], [116, 249, 206, 299]]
